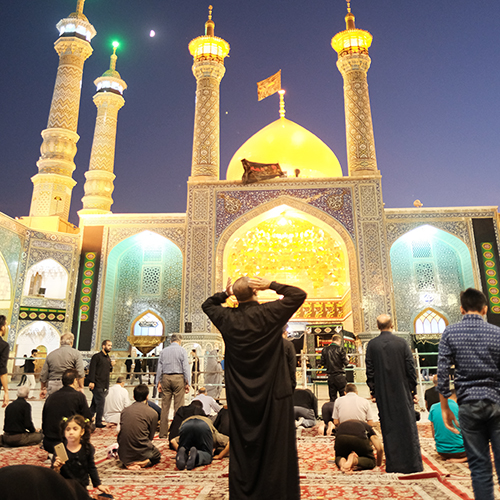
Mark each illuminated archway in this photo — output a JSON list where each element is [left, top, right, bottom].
[[23, 258, 68, 300], [101, 231, 183, 350], [390, 224, 475, 333], [131, 310, 165, 337], [15, 321, 60, 365], [414, 308, 448, 334], [219, 202, 356, 330]]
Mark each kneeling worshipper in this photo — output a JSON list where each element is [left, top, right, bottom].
[[172, 415, 229, 470], [168, 399, 206, 449], [1, 385, 42, 447], [334, 420, 384, 473], [428, 389, 467, 462], [117, 384, 161, 469]]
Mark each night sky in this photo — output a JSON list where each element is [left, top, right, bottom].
[[1, 0, 499, 226]]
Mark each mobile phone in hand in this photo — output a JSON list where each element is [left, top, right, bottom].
[[54, 443, 68, 462]]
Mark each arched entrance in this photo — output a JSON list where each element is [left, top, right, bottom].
[[219, 202, 357, 332], [390, 224, 475, 335], [101, 231, 183, 351], [15, 321, 60, 366], [23, 258, 68, 299]]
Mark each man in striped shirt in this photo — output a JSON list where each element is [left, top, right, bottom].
[[438, 288, 500, 500]]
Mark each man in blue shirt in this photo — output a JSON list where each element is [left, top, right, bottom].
[[156, 334, 191, 438], [438, 288, 500, 500], [428, 389, 466, 462]]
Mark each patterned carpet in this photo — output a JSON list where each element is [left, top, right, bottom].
[[0, 422, 496, 499]]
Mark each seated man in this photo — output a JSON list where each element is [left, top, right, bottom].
[[193, 387, 222, 419], [334, 419, 383, 473], [118, 384, 161, 470], [293, 387, 318, 428], [2, 386, 42, 447], [42, 368, 92, 454], [168, 400, 206, 449], [424, 374, 440, 411], [333, 383, 375, 426], [428, 389, 467, 462], [172, 415, 229, 470], [103, 376, 131, 425]]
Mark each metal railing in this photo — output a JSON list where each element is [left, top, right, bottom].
[[3, 350, 438, 409]]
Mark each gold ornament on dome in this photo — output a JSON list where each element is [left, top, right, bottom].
[[226, 213, 348, 296]]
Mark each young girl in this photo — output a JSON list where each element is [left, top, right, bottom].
[[53, 415, 112, 497]]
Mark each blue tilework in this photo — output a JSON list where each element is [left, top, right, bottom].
[[215, 187, 354, 241]]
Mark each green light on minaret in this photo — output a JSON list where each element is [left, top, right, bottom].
[[112, 41, 119, 48]]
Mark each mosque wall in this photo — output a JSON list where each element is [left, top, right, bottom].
[[385, 207, 500, 331], [186, 176, 393, 334], [79, 214, 186, 350], [0, 216, 81, 353], [0, 215, 26, 334]]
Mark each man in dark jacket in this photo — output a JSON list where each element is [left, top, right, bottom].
[[202, 276, 306, 500], [42, 369, 92, 453], [88, 340, 115, 428], [2, 386, 42, 447], [321, 334, 349, 403]]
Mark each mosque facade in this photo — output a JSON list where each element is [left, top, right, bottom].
[[1, 1, 499, 370]]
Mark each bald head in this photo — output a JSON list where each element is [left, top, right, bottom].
[[376, 314, 393, 331], [233, 277, 256, 302]]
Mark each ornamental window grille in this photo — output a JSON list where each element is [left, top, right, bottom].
[[141, 266, 161, 295], [412, 240, 432, 259], [414, 309, 447, 334], [415, 262, 436, 291]]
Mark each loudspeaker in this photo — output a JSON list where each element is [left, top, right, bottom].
[[184, 322, 192, 333]]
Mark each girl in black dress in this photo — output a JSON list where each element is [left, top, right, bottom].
[[53, 415, 111, 497]]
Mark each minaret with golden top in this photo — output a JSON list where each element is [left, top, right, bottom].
[[80, 43, 127, 215], [29, 0, 96, 224], [188, 6, 230, 179], [331, 1, 378, 176]]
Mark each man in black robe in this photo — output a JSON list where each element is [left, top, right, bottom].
[[365, 314, 423, 474], [202, 276, 306, 499]]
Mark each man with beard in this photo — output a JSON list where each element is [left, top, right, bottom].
[[88, 340, 115, 428], [202, 276, 306, 500]]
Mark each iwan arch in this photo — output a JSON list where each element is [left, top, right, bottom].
[[0, 1, 498, 370]]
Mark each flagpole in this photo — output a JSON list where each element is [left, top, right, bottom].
[[76, 307, 82, 350]]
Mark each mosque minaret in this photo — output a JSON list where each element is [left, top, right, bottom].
[[28, 0, 96, 223], [331, 1, 378, 176], [188, 6, 230, 180], [80, 44, 127, 215]]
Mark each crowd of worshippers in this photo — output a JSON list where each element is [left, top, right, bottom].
[[0, 312, 468, 479], [2, 284, 500, 500]]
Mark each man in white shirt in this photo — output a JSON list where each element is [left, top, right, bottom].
[[193, 386, 222, 419], [333, 383, 375, 426], [104, 376, 131, 425]]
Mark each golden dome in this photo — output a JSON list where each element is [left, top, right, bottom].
[[226, 118, 343, 180]]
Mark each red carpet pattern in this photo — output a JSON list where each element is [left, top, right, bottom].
[[1, 423, 499, 499]]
